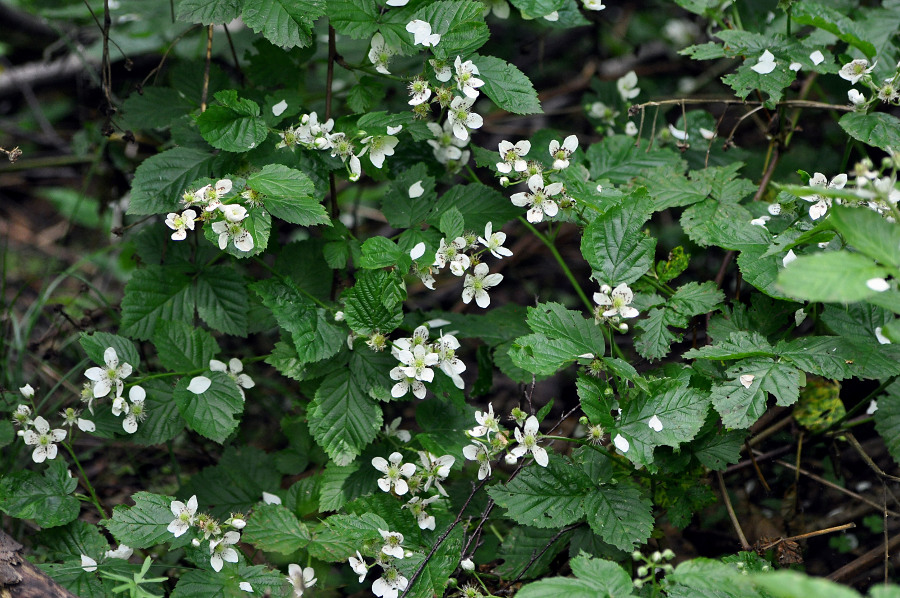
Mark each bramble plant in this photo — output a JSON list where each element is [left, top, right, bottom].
[[3, 0, 900, 597]]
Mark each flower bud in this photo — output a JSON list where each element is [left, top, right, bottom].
[[461, 558, 475, 572]]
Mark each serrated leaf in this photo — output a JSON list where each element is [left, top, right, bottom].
[[875, 385, 900, 467], [509, 333, 586, 375], [791, 1, 876, 58], [0, 459, 79, 528], [120, 265, 195, 340], [829, 205, 900, 268], [581, 189, 656, 286], [414, 1, 489, 59], [80, 331, 141, 370], [122, 87, 196, 130], [180, 446, 281, 518], [711, 358, 805, 429], [517, 555, 634, 598], [397, 526, 465, 598], [473, 54, 542, 115], [439, 206, 465, 239], [427, 183, 521, 234], [684, 331, 776, 360], [38, 560, 104, 597], [327, 0, 379, 39], [777, 251, 889, 303], [128, 147, 219, 215], [104, 491, 175, 548], [152, 320, 220, 371], [668, 282, 725, 323], [722, 57, 796, 107], [196, 95, 268, 152], [527, 302, 605, 359], [681, 199, 769, 250], [195, 266, 249, 336], [496, 526, 573, 580], [37, 520, 109, 562], [777, 336, 900, 380], [130, 379, 185, 446], [248, 164, 330, 226], [691, 427, 747, 470], [381, 163, 436, 228], [342, 269, 404, 336], [307, 368, 383, 465], [586, 136, 683, 185], [241, 0, 325, 49], [176, 0, 241, 24], [172, 564, 289, 598], [634, 308, 681, 361], [583, 483, 653, 551], [487, 455, 592, 528], [243, 503, 310, 554], [173, 371, 244, 443], [749, 570, 862, 598], [737, 244, 795, 301]]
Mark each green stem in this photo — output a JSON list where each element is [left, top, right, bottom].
[[640, 273, 675, 297], [63, 442, 108, 520], [518, 217, 592, 311]]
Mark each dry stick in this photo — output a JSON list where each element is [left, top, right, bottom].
[[222, 24, 245, 86], [827, 533, 900, 582], [717, 470, 751, 550], [744, 440, 771, 493], [725, 105, 766, 148], [748, 414, 793, 447], [140, 25, 201, 88], [756, 522, 856, 551], [844, 433, 900, 484], [885, 483, 890, 585], [752, 144, 780, 202], [765, 455, 900, 518], [725, 444, 793, 475], [200, 25, 214, 112], [632, 97, 855, 112], [507, 524, 582, 587]]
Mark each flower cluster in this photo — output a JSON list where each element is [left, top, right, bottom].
[[185, 357, 255, 401], [593, 283, 640, 332], [167, 178, 257, 252], [166, 494, 247, 573], [389, 325, 466, 398], [496, 135, 578, 223], [347, 529, 411, 598], [463, 405, 549, 479], [83, 347, 147, 434], [839, 58, 900, 109], [408, 221, 510, 308]]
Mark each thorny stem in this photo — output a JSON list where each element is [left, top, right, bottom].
[[63, 442, 109, 521], [518, 217, 592, 311]]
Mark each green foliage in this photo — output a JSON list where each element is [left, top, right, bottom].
[[0, 459, 79, 528]]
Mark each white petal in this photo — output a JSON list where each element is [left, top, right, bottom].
[[187, 376, 211, 394], [810, 50, 825, 65], [613, 434, 630, 453], [272, 99, 288, 116], [409, 181, 425, 198], [81, 555, 98, 572], [648, 415, 663, 431], [262, 491, 282, 505], [739, 374, 755, 388], [782, 249, 797, 267], [867, 278, 889, 292]]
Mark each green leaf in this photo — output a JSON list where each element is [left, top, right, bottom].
[[397, 526, 465, 598], [668, 282, 726, 323], [318, 461, 378, 512], [415, 396, 476, 459], [582, 483, 653, 551], [516, 555, 634, 598], [750, 570, 862, 598], [414, 1, 489, 59], [839, 112, 900, 152], [738, 244, 795, 301], [327, 0, 379, 39], [173, 371, 244, 443], [104, 491, 175, 549], [315, 512, 389, 559], [495, 526, 573, 580], [241, 0, 325, 49], [509, 333, 588, 375], [195, 266, 249, 336], [80, 331, 141, 370], [128, 147, 219, 215], [668, 558, 763, 598], [830, 206, 900, 268], [822, 302, 893, 343], [634, 308, 681, 361], [196, 91, 268, 152], [342, 269, 405, 336], [526, 302, 605, 359], [36, 520, 109, 562], [130, 379, 185, 446], [791, 1, 876, 58], [683, 331, 776, 360], [681, 199, 769, 251], [615, 377, 711, 467], [439, 206, 465, 239], [307, 367, 383, 465], [472, 54, 542, 115], [122, 87, 196, 131], [711, 358, 806, 429], [247, 164, 330, 226], [487, 455, 592, 529], [777, 336, 900, 380], [0, 460, 79, 528], [691, 427, 747, 471], [180, 446, 281, 518], [360, 236, 411, 271], [586, 136, 682, 185], [508, 0, 566, 18], [777, 252, 889, 303], [381, 164, 436, 228], [176, 0, 241, 24], [243, 504, 310, 554], [120, 265, 195, 340], [427, 183, 521, 234], [172, 564, 289, 597], [722, 57, 796, 108], [152, 320, 220, 371], [37, 560, 104, 597], [581, 189, 656, 286]]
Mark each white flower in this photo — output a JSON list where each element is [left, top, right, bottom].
[[386, 0, 409, 5], [700, 127, 715, 140], [212, 220, 254, 252], [768, 203, 782, 216], [372, 452, 416, 495], [220, 204, 248, 223], [447, 96, 483, 141], [549, 135, 578, 169], [496, 140, 530, 173], [167, 495, 198, 537], [739, 374, 755, 388], [349, 551, 368, 582], [165, 209, 197, 241], [462, 442, 491, 479], [584, 0, 606, 9], [209, 531, 240, 572], [372, 567, 408, 598], [483, 0, 510, 18], [875, 326, 892, 345], [390, 367, 427, 399], [783, 249, 798, 267], [418, 451, 455, 496], [454, 56, 485, 99], [359, 135, 399, 168], [379, 529, 405, 559], [648, 415, 663, 432], [188, 375, 211, 394], [839, 59, 876, 84], [624, 121, 638, 136], [750, 216, 770, 227], [751, 50, 777, 75], [789, 62, 802, 72], [461, 558, 476, 571], [510, 415, 548, 467], [122, 385, 147, 434], [210, 358, 255, 399], [84, 347, 132, 399], [262, 491, 282, 505], [434, 332, 466, 389], [810, 50, 825, 65], [368, 33, 396, 75], [510, 173, 563, 223], [462, 263, 503, 308], [408, 181, 425, 198], [81, 554, 98, 572], [469, 403, 499, 438], [848, 89, 866, 105], [867, 400, 879, 414], [404, 495, 439, 530], [478, 222, 513, 259], [384, 417, 412, 443], [287, 564, 317, 597], [613, 433, 630, 453], [434, 236, 471, 275], [398, 344, 440, 383], [197, 179, 234, 211], [543, 11, 559, 21], [406, 20, 440, 47], [803, 172, 847, 220], [22, 416, 67, 463], [430, 58, 452, 82], [617, 70, 640, 101], [426, 120, 466, 164], [593, 283, 639, 318], [19, 384, 35, 398], [668, 124, 689, 141], [867, 278, 890, 292], [104, 544, 133, 560]]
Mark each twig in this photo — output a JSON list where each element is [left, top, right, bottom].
[[139, 25, 201, 88], [717, 470, 751, 550], [744, 440, 771, 493], [827, 533, 900, 582], [631, 97, 855, 112], [222, 23, 245, 86], [0, 146, 23, 163], [200, 24, 213, 112], [756, 523, 856, 550], [844, 433, 900, 483], [507, 524, 581, 587]]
